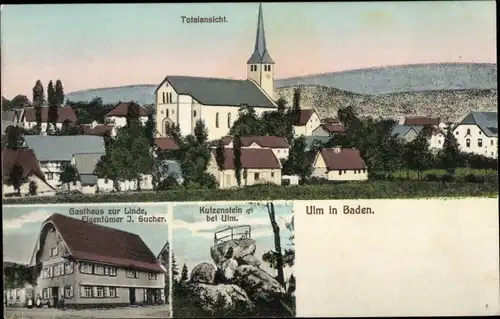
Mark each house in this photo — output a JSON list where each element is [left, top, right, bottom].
[[304, 136, 331, 152], [452, 111, 498, 158], [311, 147, 368, 181], [156, 241, 170, 302], [18, 106, 77, 131], [29, 213, 166, 308], [104, 102, 150, 128], [391, 124, 445, 151], [2, 148, 55, 197], [23, 135, 106, 188], [155, 4, 277, 140], [221, 135, 290, 160], [311, 123, 346, 137], [293, 109, 321, 137], [70, 153, 106, 194], [154, 137, 181, 152], [4, 283, 34, 307], [207, 148, 282, 188], [81, 121, 117, 138]]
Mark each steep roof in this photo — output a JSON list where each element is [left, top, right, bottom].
[[294, 109, 316, 126], [24, 135, 106, 162], [247, 3, 274, 64], [1, 148, 48, 183], [104, 102, 149, 118], [392, 124, 444, 138], [73, 152, 105, 175], [155, 76, 276, 109], [222, 136, 289, 148], [457, 111, 497, 137], [212, 148, 281, 170], [404, 116, 440, 126], [155, 137, 180, 151], [21, 107, 77, 123], [42, 213, 164, 272], [319, 123, 346, 134], [319, 148, 367, 171], [81, 124, 115, 137]]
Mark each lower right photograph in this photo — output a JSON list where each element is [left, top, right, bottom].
[[171, 201, 295, 318]]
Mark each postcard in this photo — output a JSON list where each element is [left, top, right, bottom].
[[3, 203, 172, 318], [1, 2, 497, 204]]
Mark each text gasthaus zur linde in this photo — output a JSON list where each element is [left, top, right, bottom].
[[200, 206, 251, 223], [68, 207, 167, 224]]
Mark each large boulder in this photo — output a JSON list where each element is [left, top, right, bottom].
[[190, 262, 216, 284], [210, 239, 256, 268], [237, 255, 261, 268], [232, 265, 286, 304], [182, 283, 255, 316], [221, 258, 239, 281]]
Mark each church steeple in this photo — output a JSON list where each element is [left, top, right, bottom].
[[247, 3, 274, 65]]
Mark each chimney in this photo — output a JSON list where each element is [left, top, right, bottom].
[[333, 146, 342, 153]]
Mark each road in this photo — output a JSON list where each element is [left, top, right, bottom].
[[4, 305, 171, 318]]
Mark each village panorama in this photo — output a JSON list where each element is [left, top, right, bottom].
[[2, 4, 498, 203]]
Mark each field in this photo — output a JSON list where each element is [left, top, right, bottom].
[[3, 175, 498, 205], [4, 305, 171, 318], [391, 168, 498, 180]]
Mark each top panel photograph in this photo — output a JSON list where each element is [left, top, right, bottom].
[[1, 2, 497, 204]]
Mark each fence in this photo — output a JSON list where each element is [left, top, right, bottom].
[[213, 225, 251, 246]]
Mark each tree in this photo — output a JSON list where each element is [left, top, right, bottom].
[[283, 136, 312, 181], [55, 79, 64, 106], [165, 122, 182, 143], [229, 104, 265, 136], [438, 128, 462, 174], [35, 106, 42, 131], [172, 253, 179, 282], [5, 126, 25, 149], [181, 264, 189, 282], [2, 96, 13, 111], [233, 134, 242, 186], [59, 163, 77, 188], [144, 114, 156, 147], [28, 180, 37, 196], [276, 97, 287, 116], [32, 80, 45, 107], [8, 164, 24, 196], [404, 130, 433, 180], [266, 202, 285, 289], [47, 81, 58, 131], [194, 119, 208, 145], [215, 139, 226, 170], [58, 119, 83, 136], [10, 95, 30, 109], [179, 135, 213, 187]]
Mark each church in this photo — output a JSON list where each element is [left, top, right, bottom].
[[155, 3, 278, 140]]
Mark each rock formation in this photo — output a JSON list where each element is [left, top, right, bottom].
[[177, 238, 291, 317]]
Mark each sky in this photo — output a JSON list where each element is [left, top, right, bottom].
[[0, 2, 496, 99], [172, 201, 294, 281], [2, 203, 169, 265]]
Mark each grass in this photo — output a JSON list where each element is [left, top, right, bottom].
[[391, 168, 497, 179], [3, 179, 498, 205]]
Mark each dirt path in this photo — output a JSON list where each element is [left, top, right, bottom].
[[4, 305, 171, 318]]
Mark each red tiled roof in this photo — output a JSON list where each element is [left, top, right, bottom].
[[295, 109, 316, 126], [212, 148, 281, 170], [22, 107, 77, 123], [404, 116, 440, 126], [104, 102, 149, 118], [43, 213, 164, 273], [221, 136, 289, 148], [422, 125, 444, 137], [322, 117, 340, 124], [321, 124, 346, 134], [155, 137, 180, 151], [1, 148, 47, 182], [81, 124, 115, 137], [319, 148, 367, 171]]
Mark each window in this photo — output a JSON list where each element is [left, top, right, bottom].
[[148, 272, 158, 280], [215, 113, 219, 128], [466, 139, 471, 147], [254, 172, 260, 180], [95, 287, 105, 298], [108, 266, 117, 277], [491, 140, 494, 146], [162, 92, 166, 104], [339, 170, 342, 175], [94, 265, 105, 275], [271, 172, 275, 178], [16, 289, 21, 300], [166, 109, 169, 117], [42, 288, 49, 299], [227, 113, 231, 128], [354, 170, 357, 174], [64, 285, 73, 298], [193, 110, 197, 117], [344, 170, 347, 174], [80, 263, 93, 274], [42, 267, 50, 279], [478, 139, 483, 147], [50, 246, 59, 257], [126, 269, 139, 278], [81, 286, 92, 298], [479, 131, 482, 135], [169, 93, 173, 103], [53, 264, 61, 277], [438, 140, 441, 144], [455, 131, 459, 135], [48, 267, 53, 278], [250, 65, 256, 72], [105, 287, 117, 298], [466, 128, 471, 135], [46, 172, 54, 180], [64, 262, 74, 275]]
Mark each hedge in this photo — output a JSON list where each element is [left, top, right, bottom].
[[3, 180, 498, 204]]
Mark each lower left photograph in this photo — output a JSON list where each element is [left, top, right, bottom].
[[3, 203, 172, 319]]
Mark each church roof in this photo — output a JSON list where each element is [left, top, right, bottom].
[[247, 3, 274, 64], [457, 111, 497, 137], [155, 76, 276, 109]]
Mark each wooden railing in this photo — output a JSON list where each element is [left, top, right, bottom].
[[213, 225, 251, 246]]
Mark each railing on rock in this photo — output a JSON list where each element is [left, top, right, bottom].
[[213, 225, 251, 246]]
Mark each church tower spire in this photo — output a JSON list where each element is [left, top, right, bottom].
[[247, 3, 275, 99]]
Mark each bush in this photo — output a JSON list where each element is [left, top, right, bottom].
[[369, 172, 387, 181], [28, 181, 37, 196], [281, 179, 291, 186], [425, 174, 439, 181], [441, 174, 455, 182], [463, 174, 486, 184]]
